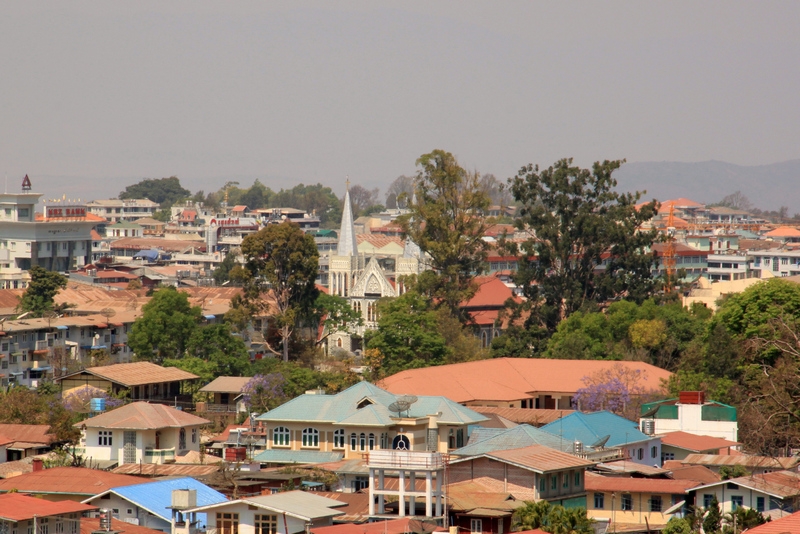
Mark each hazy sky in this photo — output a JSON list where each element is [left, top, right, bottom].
[[2, 1, 798, 201]]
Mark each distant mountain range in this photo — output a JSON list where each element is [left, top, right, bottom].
[[614, 159, 800, 214]]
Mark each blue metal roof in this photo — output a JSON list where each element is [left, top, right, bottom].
[[253, 450, 343, 464], [540, 410, 649, 447], [451, 424, 570, 457], [109, 477, 227, 523]]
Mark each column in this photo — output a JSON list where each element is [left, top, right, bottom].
[[425, 471, 433, 517], [435, 470, 442, 517], [378, 470, 386, 513], [368, 468, 375, 516], [399, 469, 406, 517], [409, 472, 416, 515]]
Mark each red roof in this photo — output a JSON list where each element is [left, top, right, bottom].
[[584, 472, 701, 494], [0, 493, 97, 521], [0, 424, 55, 445], [0, 466, 145, 495], [746, 510, 800, 533], [312, 517, 445, 534], [764, 226, 800, 238], [660, 198, 705, 209], [462, 275, 520, 309], [81, 517, 166, 534], [660, 431, 739, 452]]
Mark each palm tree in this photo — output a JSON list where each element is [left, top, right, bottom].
[[512, 501, 553, 531]]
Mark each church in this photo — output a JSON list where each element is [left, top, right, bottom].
[[326, 184, 424, 353]]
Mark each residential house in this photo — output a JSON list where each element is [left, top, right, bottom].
[[0, 493, 97, 534], [659, 431, 739, 464], [462, 275, 522, 349], [0, 424, 55, 461], [187, 490, 346, 534], [378, 358, 671, 411], [0, 464, 144, 501], [447, 481, 523, 534], [540, 411, 662, 467], [58, 362, 198, 407], [690, 471, 800, 515], [762, 226, 800, 245], [311, 517, 443, 534], [80, 517, 165, 534], [82, 477, 227, 532], [197, 376, 252, 416], [640, 391, 738, 441], [452, 425, 579, 459], [77, 402, 210, 467], [584, 472, 701, 530], [745, 510, 800, 533], [675, 454, 799, 476], [254, 382, 487, 465], [682, 272, 771, 311], [472, 407, 574, 427]]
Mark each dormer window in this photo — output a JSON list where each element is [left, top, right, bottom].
[[357, 398, 374, 409]]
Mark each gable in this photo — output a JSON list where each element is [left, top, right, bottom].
[[350, 258, 396, 298]]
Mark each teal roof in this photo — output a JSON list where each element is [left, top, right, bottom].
[[451, 424, 569, 457], [253, 450, 343, 464], [257, 381, 487, 427], [540, 411, 649, 447]]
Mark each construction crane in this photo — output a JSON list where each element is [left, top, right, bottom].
[[664, 203, 677, 292]]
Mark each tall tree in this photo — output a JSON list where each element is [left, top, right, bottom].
[[385, 175, 415, 208], [17, 266, 67, 317], [398, 150, 492, 319], [346, 184, 380, 217], [119, 176, 190, 208], [506, 158, 659, 333], [269, 183, 342, 227], [240, 222, 319, 362], [128, 287, 202, 362]]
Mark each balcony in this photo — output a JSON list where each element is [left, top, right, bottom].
[[144, 447, 175, 464], [366, 450, 445, 470], [35, 338, 65, 351], [196, 402, 238, 413]]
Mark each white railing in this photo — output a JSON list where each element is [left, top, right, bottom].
[[366, 450, 445, 469]]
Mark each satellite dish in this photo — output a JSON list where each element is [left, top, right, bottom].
[[399, 395, 418, 405], [591, 435, 611, 449], [388, 400, 411, 417], [641, 405, 661, 418]]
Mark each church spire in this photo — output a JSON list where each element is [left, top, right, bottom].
[[337, 177, 358, 256]]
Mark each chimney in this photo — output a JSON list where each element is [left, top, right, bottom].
[[32, 458, 44, 472], [679, 391, 705, 405]]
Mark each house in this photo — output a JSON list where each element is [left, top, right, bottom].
[[675, 453, 799, 476], [448, 444, 594, 531], [58, 361, 199, 408], [0, 423, 56, 461], [446, 480, 523, 534], [745, 510, 800, 533], [80, 517, 165, 534], [452, 425, 574, 458], [659, 431, 739, 463], [187, 490, 346, 534], [311, 517, 444, 534], [253, 382, 487, 465], [584, 472, 701, 530], [461, 275, 523, 348], [690, 470, 800, 515], [378, 358, 671, 411], [0, 493, 97, 534], [77, 402, 210, 467], [640, 391, 738, 441], [197, 376, 252, 415], [540, 411, 662, 467], [82, 477, 227, 532], [0, 464, 144, 501]]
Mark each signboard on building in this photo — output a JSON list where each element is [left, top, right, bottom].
[[46, 206, 87, 219]]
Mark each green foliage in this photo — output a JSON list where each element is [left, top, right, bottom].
[[665, 370, 736, 405], [722, 506, 768, 532], [213, 252, 240, 285], [240, 222, 320, 361], [703, 497, 722, 534], [270, 183, 342, 227], [186, 324, 251, 376], [314, 293, 363, 345], [0, 387, 81, 444], [512, 501, 593, 534], [719, 464, 748, 480], [164, 357, 218, 395], [662, 517, 692, 534], [119, 176, 191, 208], [506, 158, 659, 333], [364, 292, 449, 377], [399, 150, 492, 320], [17, 266, 67, 317], [128, 287, 202, 362]]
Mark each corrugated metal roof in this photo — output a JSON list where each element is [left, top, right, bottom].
[[74, 361, 199, 387], [584, 472, 701, 493], [474, 407, 574, 427], [253, 450, 344, 464], [451, 424, 570, 457], [682, 454, 799, 469], [660, 431, 739, 452], [540, 411, 649, 448], [487, 445, 595, 472], [0, 493, 97, 521], [199, 376, 252, 394], [0, 466, 143, 495], [86, 477, 226, 523], [111, 463, 220, 477], [190, 490, 345, 521], [693, 470, 800, 499], [79, 402, 210, 430]]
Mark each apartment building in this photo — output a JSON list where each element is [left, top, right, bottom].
[[86, 199, 159, 223]]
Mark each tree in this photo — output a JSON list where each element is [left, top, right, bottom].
[[364, 292, 449, 378], [240, 222, 319, 362], [239, 179, 273, 210], [346, 184, 380, 217], [506, 158, 659, 333], [512, 501, 593, 534], [478, 173, 511, 207], [269, 184, 342, 227], [662, 517, 692, 534], [119, 176, 190, 208], [512, 500, 552, 531], [703, 497, 722, 534], [572, 363, 661, 419], [241, 373, 285, 413], [398, 150, 492, 319], [185, 324, 251, 376], [385, 175, 415, 208], [17, 266, 67, 317], [715, 190, 753, 211], [127, 287, 202, 362], [213, 252, 240, 285], [313, 293, 363, 348], [719, 465, 748, 480]]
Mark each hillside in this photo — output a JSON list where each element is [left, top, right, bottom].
[[614, 159, 800, 214]]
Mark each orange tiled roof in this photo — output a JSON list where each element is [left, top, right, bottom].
[[0, 424, 55, 445], [81, 517, 165, 534], [0, 466, 143, 495], [746, 511, 800, 533], [377, 358, 671, 403], [660, 431, 739, 452], [0, 493, 97, 521], [764, 226, 800, 238], [79, 402, 210, 430], [356, 234, 404, 249], [463, 275, 521, 309], [584, 472, 701, 493]]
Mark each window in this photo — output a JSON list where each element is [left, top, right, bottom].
[[69, 515, 78, 534], [333, 429, 345, 449], [650, 495, 662, 512], [368, 433, 375, 450], [216, 513, 239, 534], [756, 496, 765, 512], [703, 494, 714, 509], [551, 475, 557, 490], [359, 432, 366, 451], [594, 493, 605, 509], [179, 428, 186, 450], [651, 446, 657, 458], [621, 494, 633, 511], [302, 428, 319, 448], [98, 431, 113, 446], [731, 496, 743, 511], [39, 518, 49, 534], [254, 514, 277, 534], [539, 476, 546, 493], [563, 473, 569, 488], [55, 520, 64, 534], [637, 448, 644, 460], [470, 519, 482, 534], [574, 471, 581, 487], [662, 452, 675, 462], [350, 433, 357, 450], [273, 427, 290, 447], [192, 428, 197, 444]]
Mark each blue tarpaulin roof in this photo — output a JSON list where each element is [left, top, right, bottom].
[[133, 249, 160, 261]]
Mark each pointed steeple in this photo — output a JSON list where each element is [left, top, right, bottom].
[[337, 178, 358, 256]]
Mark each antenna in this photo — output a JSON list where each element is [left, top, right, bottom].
[[591, 435, 611, 449], [388, 400, 411, 418], [641, 405, 660, 418]]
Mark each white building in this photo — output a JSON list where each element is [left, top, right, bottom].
[[749, 249, 800, 278], [87, 198, 159, 223], [1, 179, 97, 288], [640, 392, 738, 441]]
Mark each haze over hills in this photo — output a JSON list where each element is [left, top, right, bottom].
[[614, 159, 800, 214]]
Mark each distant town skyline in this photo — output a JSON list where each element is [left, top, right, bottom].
[[2, 2, 799, 204]]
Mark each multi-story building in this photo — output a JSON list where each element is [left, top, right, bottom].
[[640, 391, 738, 442], [86, 198, 159, 223], [749, 249, 800, 277], [1, 180, 97, 288], [706, 252, 752, 281]]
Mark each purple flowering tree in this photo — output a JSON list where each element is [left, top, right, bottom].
[[62, 385, 125, 414], [242, 373, 285, 413], [572, 364, 657, 420]]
